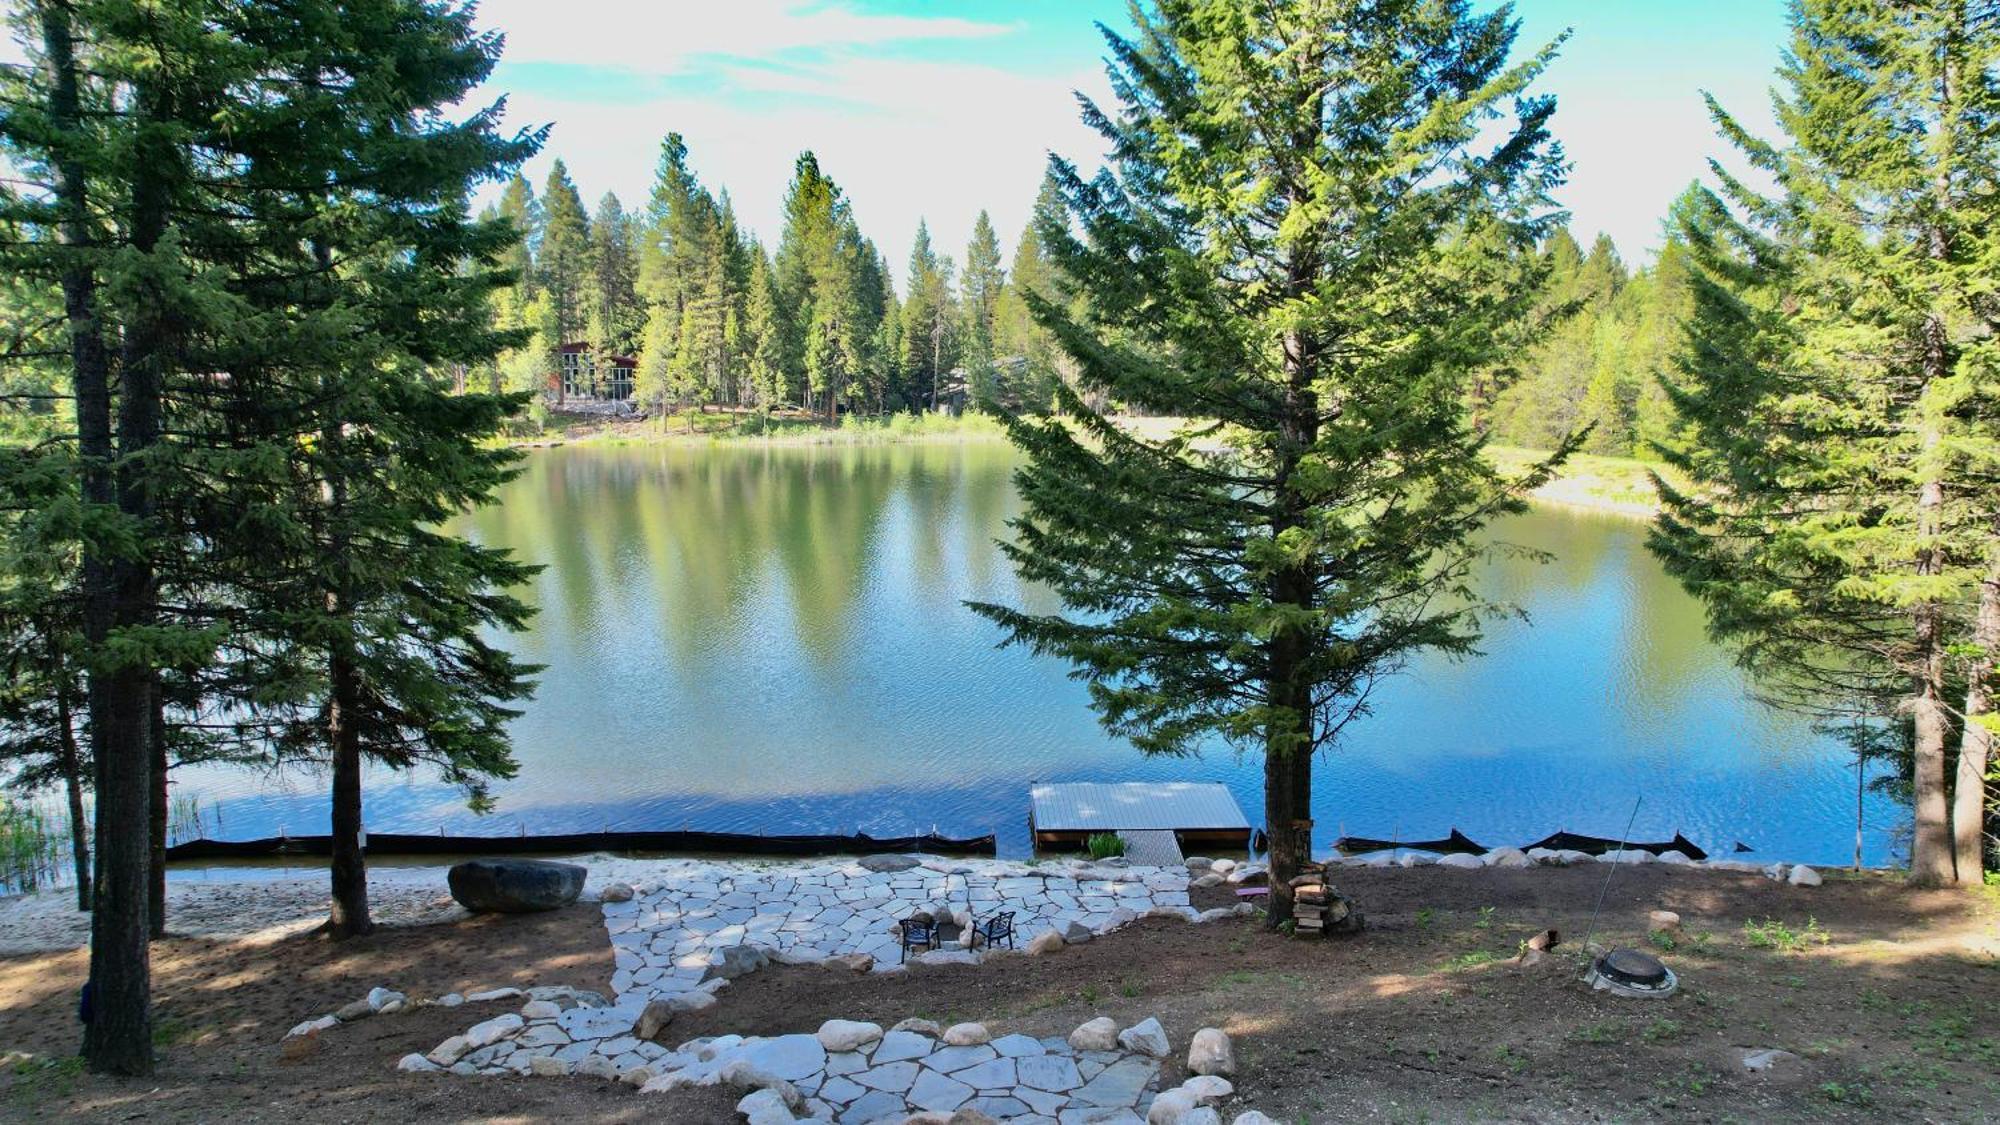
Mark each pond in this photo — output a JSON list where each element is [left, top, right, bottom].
[[172, 440, 1903, 866]]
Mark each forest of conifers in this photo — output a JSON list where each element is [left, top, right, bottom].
[[492, 136, 1689, 458]]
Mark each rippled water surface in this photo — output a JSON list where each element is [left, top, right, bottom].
[[174, 441, 1902, 864]]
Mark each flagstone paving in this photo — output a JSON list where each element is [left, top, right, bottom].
[[598, 856, 1206, 1009]]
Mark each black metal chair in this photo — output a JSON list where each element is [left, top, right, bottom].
[[973, 910, 1016, 951], [898, 916, 941, 962]]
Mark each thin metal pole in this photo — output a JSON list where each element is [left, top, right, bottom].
[[1582, 795, 1643, 952]]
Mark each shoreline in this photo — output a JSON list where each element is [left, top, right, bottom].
[[0, 845, 1870, 956]]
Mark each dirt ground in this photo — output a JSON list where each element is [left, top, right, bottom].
[[2, 865, 1997, 1123]]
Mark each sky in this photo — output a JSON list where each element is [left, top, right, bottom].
[[1, 0, 1793, 284], [471, 0, 1792, 285]]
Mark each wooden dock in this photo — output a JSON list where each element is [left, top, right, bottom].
[[1029, 781, 1252, 857]]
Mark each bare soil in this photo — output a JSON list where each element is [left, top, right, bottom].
[[3, 865, 1997, 1123]]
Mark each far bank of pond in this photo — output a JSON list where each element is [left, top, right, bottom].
[[169, 441, 1890, 865]]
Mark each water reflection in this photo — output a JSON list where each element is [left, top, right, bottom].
[[171, 443, 1898, 865]]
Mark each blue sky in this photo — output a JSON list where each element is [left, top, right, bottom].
[[471, 0, 1790, 282]]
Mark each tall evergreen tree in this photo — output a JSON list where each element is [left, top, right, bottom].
[[1652, 0, 2000, 887], [961, 209, 1005, 408], [997, 173, 1070, 411], [536, 160, 591, 403], [901, 221, 958, 411], [971, 0, 1566, 925], [586, 192, 642, 364]]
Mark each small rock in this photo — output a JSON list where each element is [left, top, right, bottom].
[[279, 1030, 322, 1062], [1187, 1027, 1234, 1076], [943, 1021, 991, 1046], [599, 881, 635, 903], [618, 1065, 654, 1087], [1181, 1075, 1234, 1103], [465, 987, 522, 1003], [286, 1014, 338, 1039], [334, 999, 375, 1022], [366, 986, 405, 1012], [464, 1013, 524, 1048], [379, 999, 406, 1015], [1185, 857, 1214, 872], [521, 999, 563, 1020], [1183, 1112, 1222, 1125], [948, 1109, 1000, 1125], [576, 1055, 619, 1080], [829, 953, 875, 973], [1118, 1017, 1170, 1058], [1027, 930, 1066, 955], [1211, 859, 1238, 875], [706, 944, 769, 981], [396, 1052, 438, 1073], [1737, 1047, 1801, 1074], [1437, 853, 1482, 870], [637, 999, 677, 1040], [426, 1035, 472, 1066], [1481, 847, 1530, 868], [816, 1019, 884, 1053], [1656, 850, 1694, 865], [892, 1018, 943, 1037], [1063, 921, 1095, 944], [1788, 864, 1822, 887], [1648, 910, 1681, 934], [736, 1086, 799, 1125], [668, 989, 718, 1013], [858, 854, 923, 873], [1763, 862, 1789, 881], [436, 992, 466, 1008], [1070, 1016, 1119, 1051], [1230, 1114, 1278, 1125], [1148, 1088, 1200, 1124], [529, 1055, 569, 1077]]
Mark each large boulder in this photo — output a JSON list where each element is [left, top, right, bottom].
[[447, 859, 585, 913]]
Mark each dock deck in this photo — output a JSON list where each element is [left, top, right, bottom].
[[1029, 781, 1252, 856]]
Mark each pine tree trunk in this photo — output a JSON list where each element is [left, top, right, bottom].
[[149, 683, 166, 938], [1910, 444, 1955, 886], [1954, 551, 1998, 885], [86, 54, 172, 1077], [327, 647, 371, 937], [54, 647, 90, 913], [323, 412, 373, 939], [43, 0, 154, 1074], [1261, 746, 1299, 928]]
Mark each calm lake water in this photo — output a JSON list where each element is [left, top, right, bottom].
[[174, 441, 1903, 865]]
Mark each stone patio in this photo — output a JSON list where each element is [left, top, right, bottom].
[[600, 856, 1204, 1009]]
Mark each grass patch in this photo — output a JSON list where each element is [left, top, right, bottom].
[[1743, 916, 1831, 953]]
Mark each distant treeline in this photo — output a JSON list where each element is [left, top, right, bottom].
[[481, 138, 1072, 420], [1482, 210, 1697, 460]]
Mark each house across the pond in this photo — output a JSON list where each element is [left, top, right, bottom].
[[556, 341, 637, 402]]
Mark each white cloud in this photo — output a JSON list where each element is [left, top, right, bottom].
[[480, 5, 1114, 287], [475, 0, 1013, 73]]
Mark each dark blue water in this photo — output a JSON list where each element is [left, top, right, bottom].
[[171, 442, 1902, 866]]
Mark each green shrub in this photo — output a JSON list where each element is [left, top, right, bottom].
[[1085, 832, 1126, 860]]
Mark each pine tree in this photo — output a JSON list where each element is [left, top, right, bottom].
[[742, 246, 791, 408], [586, 192, 641, 367], [901, 221, 958, 411], [971, 0, 1566, 926], [537, 160, 592, 403], [961, 210, 1005, 409], [997, 173, 1069, 411], [1652, 0, 2000, 887]]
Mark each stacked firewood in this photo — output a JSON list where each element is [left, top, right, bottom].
[[1288, 874, 1362, 935]]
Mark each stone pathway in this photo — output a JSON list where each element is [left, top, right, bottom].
[[600, 856, 1205, 1009]]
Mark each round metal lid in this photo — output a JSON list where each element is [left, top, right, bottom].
[[1596, 948, 1669, 987]]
